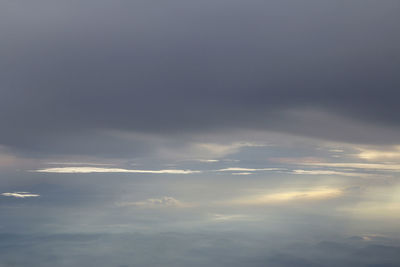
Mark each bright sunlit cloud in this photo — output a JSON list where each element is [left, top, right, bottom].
[[33, 167, 201, 174], [292, 169, 373, 177], [217, 167, 283, 172], [195, 159, 220, 163], [230, 188, 342, 205], [357, 146, 400, 161], [190, 142, 268, 158], [1, 192, 40, 198], [46, 162, 115, 166]]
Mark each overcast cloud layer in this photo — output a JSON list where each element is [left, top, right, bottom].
[[1, 0, 400, 156]]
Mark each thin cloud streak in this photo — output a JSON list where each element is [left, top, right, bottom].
[[34, 167, 200, 174], [1, 192, 40, 198], [116, 197, 187, 208], [292, 169, 374, 177], [217, 167, 283, 172], [297, 162, 400, 171], [46, 162, 115, 166]]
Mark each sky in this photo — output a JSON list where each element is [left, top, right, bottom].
[[1, 1, 400, 266]]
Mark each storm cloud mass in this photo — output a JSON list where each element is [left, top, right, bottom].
[[1, 0, 400, 155], [1, 1, 400, 267]]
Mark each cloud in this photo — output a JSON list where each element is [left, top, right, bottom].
[[46, 162, 115, 166], [1, 192, 40, 198], [33, 167, 200, 174], [1, 1, 400, 158], [297, 162, 400, 171], [357, 146, 400, 161], [210, 214, 253, 222], [217, 167, 283, 172], [159, 142, 269, 160], [231, 172, 253, 176], [329, 149, 344, 153], [231, 188, 342, 205], [116, 197, 185, 208], [292, 169, 373, 177], [195, 159, 220, 163], [33, 166, 283, 175]]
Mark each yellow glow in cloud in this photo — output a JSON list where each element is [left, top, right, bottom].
[[190, 142, 267, 158], [341, 185, 400, 220], [341, 202, 400, 220], [231, 188, 342, 205], [357, 146, 400, 161]]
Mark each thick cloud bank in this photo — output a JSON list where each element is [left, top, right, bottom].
[[1, 1, 400, 156]]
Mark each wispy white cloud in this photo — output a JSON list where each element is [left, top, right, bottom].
[[329, 149, 344, 153], [192, 142, 268, 158], [179, 159, 220, 163], [356, 146, 400, 161], [217, 167, 283, 172], [116, 197, 186, 208], [1, 192, 40, 198], [46, 162, 114, 166], [33, 167, 200, 174], [210, 213, 253, 222], [195, 159, 220, 163], [164, 142, 269, 160], [292, 169, 373, 177], [231, 172, 253, 175], [298, 162, 400, 171], [229, 188, 342, 205]]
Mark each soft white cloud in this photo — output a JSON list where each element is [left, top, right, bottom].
[[46, 162, 114, 166], [179, 159, 220, 163], [357, 146, 400, 161], [210, 213, 253, 222], [33, 167, 200, 174], [116, 197, 186, 208], [230, 188, 342, 205], [192, 142, 267, 158], [329, 149, 344, 153], [196, 159, 220, 163], [298, 162, 400, 171], [217, 167, 283, 172], [292, 169, 373, 177], [162, 142, 268, 160], [231, 172, 253, 175], [1, 192, 40, 198]]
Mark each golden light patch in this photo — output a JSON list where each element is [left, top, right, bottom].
[[231, 188, 342, 205]]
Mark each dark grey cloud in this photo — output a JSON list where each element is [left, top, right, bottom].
[[1, 0, 400, 156]]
